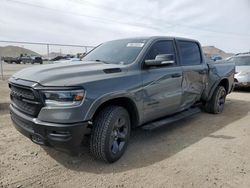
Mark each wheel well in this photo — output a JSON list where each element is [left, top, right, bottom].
[[93, 97, 139, 128], [218, 79, 229, 93]]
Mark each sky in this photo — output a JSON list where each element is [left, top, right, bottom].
[[0, 0, 250, 54]]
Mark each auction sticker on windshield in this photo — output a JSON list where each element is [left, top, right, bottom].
[[126, 43, 144, 47]]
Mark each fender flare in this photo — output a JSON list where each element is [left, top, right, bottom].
[[84, 91, 140, 122], [207, 78, 229, 101]]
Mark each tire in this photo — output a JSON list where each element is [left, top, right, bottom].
[[205, 86, 227, 114], [90, 106, 131, 163]]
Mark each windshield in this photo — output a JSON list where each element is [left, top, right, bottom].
[[232, 56, 250, 66], [83, 39, 147, 65]]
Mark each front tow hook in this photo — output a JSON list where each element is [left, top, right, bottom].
[[31, 134, 45, 145]]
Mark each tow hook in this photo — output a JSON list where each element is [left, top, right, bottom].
[[31, 134, 45, 145]]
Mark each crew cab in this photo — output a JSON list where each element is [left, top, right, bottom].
[[9, 36, 235, 163]]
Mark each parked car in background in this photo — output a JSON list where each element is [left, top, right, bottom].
[[21, 56, 43, 64], [50, 54, 75, 62], [211, 55, 222, 61], [227, 53, 250, 87], [3, 56, 22, 64], [3, 55, 43, 64]]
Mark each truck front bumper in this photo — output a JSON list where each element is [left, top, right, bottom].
[[10, 104, 91, 152]]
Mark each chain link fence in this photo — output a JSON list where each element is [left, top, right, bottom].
[[0, 40, 95, 80]]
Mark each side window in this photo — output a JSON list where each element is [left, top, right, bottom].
[[178, 41, 202, 65], [145, 40, 176, 61]]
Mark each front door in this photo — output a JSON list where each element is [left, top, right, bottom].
[[142, 40, 183, 123]]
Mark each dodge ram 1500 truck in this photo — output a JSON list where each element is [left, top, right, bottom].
[[9, 36, 235, 163]]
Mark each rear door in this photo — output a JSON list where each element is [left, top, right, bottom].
[[142, 40, 183, 123], [176, 40, 208, 110]]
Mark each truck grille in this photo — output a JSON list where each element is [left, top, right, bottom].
[[9, 84, 43, 117]]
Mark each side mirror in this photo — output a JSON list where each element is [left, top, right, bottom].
[[145, 54, 175, 67]]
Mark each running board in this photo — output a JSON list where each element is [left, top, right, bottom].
[[141, 107, 201, 130]]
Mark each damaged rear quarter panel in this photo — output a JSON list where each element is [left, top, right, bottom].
[[201, 61, 235, 101]]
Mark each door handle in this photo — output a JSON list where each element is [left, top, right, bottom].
[[171, 73, 181, 78], [198, 70, 207, 74]]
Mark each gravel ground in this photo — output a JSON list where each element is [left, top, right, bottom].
[[0, 64, 250, 187]]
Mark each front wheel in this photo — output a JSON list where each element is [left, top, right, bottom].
[[205, 86, 227, 114], [90, 106, 131, 163]]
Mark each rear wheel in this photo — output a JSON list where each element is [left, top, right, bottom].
[[205, 86, 226, 114], [90, 106, 131, 163]]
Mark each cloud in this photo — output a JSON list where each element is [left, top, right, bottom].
[[0, 0, 249, 53]]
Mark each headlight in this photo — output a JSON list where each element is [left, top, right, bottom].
[[42, 89, 85, 107]]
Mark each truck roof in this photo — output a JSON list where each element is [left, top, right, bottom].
[[110, 36, 200, 43]]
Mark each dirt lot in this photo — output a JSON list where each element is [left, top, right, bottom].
[[0, 64, 250, 188]]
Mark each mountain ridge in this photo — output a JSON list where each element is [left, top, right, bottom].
[[0, 45, 40, 57]]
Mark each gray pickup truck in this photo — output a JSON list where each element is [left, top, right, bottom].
[[9, 36, 235, 163]]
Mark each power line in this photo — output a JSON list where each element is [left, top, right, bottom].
[[4, 0, 250, 38], [5, 0, 163, 31], [73, 0, 172, 25], [72, 0, 250, 37], [0, 40, 94, 48]]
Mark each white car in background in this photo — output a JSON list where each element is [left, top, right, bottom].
[[228, 53, 250, 87]]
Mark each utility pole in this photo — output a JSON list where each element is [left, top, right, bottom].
[[47, 44, 50, 60], [0, 56, 4, 80]]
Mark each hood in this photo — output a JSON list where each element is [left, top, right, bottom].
[[12, 61, 125, 86]]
